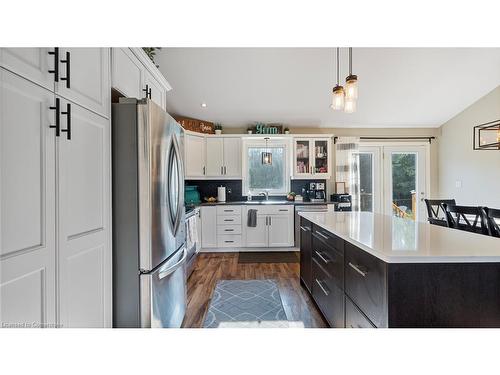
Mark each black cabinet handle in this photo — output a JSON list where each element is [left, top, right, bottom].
[[60, 51, 71, 88], [61, 103, 72, 140], [203, 166, 206, 175], [148, 87, 152, 99], [49, 98, 60, 136], [143, 84, 150, 99], [48, 48, 59, 82]]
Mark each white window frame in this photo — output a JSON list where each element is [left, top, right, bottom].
[[242, 139, 291, 196]]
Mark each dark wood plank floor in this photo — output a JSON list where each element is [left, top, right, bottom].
[[182, 252, 328, 328]]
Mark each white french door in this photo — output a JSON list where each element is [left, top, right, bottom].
[[357, 144, 428, 222]]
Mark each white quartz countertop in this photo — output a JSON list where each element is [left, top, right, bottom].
[[298, 211, 500, 263]]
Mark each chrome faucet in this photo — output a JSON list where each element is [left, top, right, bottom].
[[258, 191, 269, 200]]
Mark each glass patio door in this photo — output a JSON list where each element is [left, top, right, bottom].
[[383, 146, 427, 221], [356, 146, 381, 213]]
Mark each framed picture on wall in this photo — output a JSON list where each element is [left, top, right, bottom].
[[335, 182, 346, 194]]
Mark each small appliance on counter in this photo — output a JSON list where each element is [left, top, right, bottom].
[[217, 186, 226, 202], [302, 182, 326, 202], [185, 185, 201, 207], [331, 194, 352, 211]]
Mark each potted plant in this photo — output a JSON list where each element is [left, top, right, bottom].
[[284, 127, 290, 134], [214, 123, 222, 135], [247, 127, 253, 134]]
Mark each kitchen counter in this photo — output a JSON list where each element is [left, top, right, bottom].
[[196, 200, 335, 206], [298, 211, 500, 263]]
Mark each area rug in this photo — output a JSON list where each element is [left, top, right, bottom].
[[238, 251, 299, 264], [202, 279, 301, 328]]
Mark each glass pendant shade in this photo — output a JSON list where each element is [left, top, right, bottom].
[[261, 151, 272, 165], [345, 75, 358, 100], [331, 85, 345, 110], [344, 98, 356, 113]]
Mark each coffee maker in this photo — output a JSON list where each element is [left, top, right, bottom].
[[303, 182, 326, 202]]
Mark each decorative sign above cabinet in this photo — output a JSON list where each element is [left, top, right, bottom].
[[252, 122, 283, 134], [174, 116, 214, 134]]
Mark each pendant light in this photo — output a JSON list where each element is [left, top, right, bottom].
[[261, 137, 273, 165], [331, 48, 345, 110], [345, 47, 358, 101]]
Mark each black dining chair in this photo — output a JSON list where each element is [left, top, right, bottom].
[[443, 204, 489, 235], [481, 207, 500, 237], [424, 199, 456, 227]]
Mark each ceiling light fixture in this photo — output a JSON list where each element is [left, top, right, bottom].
[[201, 103, 207, 108], [331, 48, 345, 111], [345, 47, 358, 101], [261, 137, 273, 165]]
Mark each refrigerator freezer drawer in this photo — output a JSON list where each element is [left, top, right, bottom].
[[140, 246, 187, 328]]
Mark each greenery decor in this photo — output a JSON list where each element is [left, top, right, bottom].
[[142, 47, 162, 68], [214, 123, 223, 131]]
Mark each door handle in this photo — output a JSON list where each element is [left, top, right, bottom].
[[269, 216, 272, 226], [158, 247, 187, 280], [60, 103, 71, 140], [49, 98, 60, 136], [148, 87, 152, 99], [60, 51, 70, 88], [48, 48, 59, 82], [224, 166, 226, 175], [300, 226, 309, 232], [203, 166, 205, 175]]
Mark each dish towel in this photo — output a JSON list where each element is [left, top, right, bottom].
[[247, 209, 257, 227], [186, 214, 197, 250]]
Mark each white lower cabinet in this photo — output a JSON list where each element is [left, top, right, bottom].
[[0, 62, 112, 328], [199, 204, 294, 250], [201, 206, 217, 248]]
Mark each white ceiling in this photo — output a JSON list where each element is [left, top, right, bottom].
[[156, 48, 500, 128]]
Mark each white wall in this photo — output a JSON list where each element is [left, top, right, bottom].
[[437, 85, 500, 207]]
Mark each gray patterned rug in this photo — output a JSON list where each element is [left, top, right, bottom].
[[203, 280, 301, 328]]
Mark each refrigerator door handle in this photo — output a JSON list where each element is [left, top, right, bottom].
[[158, 246, 187, 280]]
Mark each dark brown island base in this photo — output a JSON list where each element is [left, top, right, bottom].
[[299, 214, 500, 328]]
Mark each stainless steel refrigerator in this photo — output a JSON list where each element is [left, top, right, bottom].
[[112, 98, 186, 328]]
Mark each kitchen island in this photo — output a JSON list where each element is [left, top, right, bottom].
[[298, 211, 500, 328]]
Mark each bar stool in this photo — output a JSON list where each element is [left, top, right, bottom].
[[481, 207, 500, 237], [443, 204, 489, 235], [424, 199, 455, 227]]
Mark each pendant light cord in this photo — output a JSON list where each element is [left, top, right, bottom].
[[336, 47, 340, 85], [349, 47, 352, 75]]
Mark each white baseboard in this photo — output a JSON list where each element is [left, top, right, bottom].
[[200, 247, 300, 253]]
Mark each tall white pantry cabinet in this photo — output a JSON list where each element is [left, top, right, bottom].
[[0, 48, 112, 327]]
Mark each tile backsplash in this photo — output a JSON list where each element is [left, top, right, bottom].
[[185, 178, 327, 202]]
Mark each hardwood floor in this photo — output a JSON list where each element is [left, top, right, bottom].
[[182, 252, 328, 328]]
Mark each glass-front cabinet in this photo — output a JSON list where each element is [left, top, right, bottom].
[[292, 138, 332, 179]]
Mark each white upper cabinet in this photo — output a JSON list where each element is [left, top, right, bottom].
[[188, 135, 241, 179], [185, 133, 206, 178], [111, 48, 169, 110], [0, 48, 55, 91], [293, 137, 331, 179], [143, 69, 166, 110], [56, 48, 110, 118], [205, 137, 224, 176], [223, 138, 241, 177], [111, 48, 144, 99], [0, 69, 57, 327]]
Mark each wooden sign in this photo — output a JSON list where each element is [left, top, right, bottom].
[[174, 116, 214, 134], [252, 123, 283, 134]]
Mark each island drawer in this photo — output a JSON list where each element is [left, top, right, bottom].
[[217, 215, 242, 225], [312, 235, 344, 290], [312, 225, 344, 255], [216, 206, 242, 216], [312, 257, 345, 328], [346, 297, 375, 328], [345, 242, 387, 328]]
